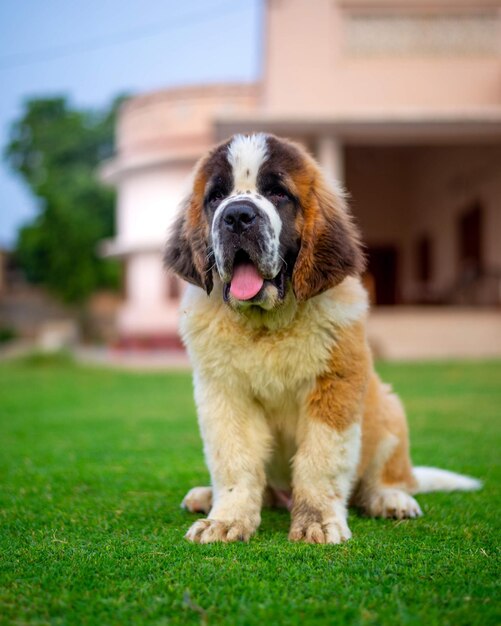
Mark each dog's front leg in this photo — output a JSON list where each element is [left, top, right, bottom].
[[290, 328, 369, 544], [185, 375, 272, 544], [290, 418, 361, 544]]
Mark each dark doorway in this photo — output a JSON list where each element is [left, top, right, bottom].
[[415, 235, 433, 284], [458, 202, 483, 276], [365, 246, 398, 305]]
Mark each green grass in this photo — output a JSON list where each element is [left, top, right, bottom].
[[0, 356, 500, 626]]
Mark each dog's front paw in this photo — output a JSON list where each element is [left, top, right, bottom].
[[289, 518, 351, 544], [185, 518, 255, 543], [289, 502, 351, 544]]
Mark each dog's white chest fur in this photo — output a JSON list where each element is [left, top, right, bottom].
[[180, 278, 367, 392], [179, 278, 368, 493]]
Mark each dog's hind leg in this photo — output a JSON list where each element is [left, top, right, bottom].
[[264, 486, 292, 510], [352, 433, 422, 519], [352, 379, 422, 520], [182, 486, 213, 514]]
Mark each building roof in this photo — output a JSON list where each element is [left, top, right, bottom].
[[215, 111, 501, 145]]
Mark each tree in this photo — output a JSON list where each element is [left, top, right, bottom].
[[4, 96, 125, 304]]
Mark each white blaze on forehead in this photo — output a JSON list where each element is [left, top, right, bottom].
[[224, 133, 282, 239], [211, 133, 283, 282], [227, 133, 269, 191]]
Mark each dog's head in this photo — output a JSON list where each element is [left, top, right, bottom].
[[165, 134, 364, 310]]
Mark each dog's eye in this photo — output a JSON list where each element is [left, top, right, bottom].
[[265, 186, 288, 202], [207, 189, 225, 206]]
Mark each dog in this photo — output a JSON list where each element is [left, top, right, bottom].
[[165, 133, 481, 544]]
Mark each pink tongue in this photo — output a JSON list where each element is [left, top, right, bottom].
[[230, 263, 264, 300]]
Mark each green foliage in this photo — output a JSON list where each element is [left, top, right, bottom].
[[0, 326, 16, 343], [0, 360, 499, 625], [4, 96, 126, 303]]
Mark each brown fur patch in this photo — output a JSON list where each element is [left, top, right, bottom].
[[307, 321, 370, 430], [289, 500, 324, 541], [293, 176, 365, 300], [357, 373, 418, 492], [291, 499, 323, 525]]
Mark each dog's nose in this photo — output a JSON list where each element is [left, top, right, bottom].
[[222, 203, 257, 234]]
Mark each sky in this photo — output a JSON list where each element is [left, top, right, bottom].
[[0, 0, 262, 248]]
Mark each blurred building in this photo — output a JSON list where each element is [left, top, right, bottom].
[[101, 0, 501, 358]]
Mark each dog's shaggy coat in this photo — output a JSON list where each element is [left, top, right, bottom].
[[165, 134, 481, 544]]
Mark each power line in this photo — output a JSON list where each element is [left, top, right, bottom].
[[0, 1, 247, 71]]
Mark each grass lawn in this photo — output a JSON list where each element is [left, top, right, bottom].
[[0, 355, 500, 625]]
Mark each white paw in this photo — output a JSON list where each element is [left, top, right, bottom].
[[181, 486, 213, 514], [289, 512, 351, 545], [366, 489, 423, 519], [185, 518, 255, 543]]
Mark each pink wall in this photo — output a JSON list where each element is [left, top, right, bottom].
[[263, 0, 501, 115]]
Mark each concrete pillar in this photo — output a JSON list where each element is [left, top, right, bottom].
[[316, 135, 344, 183]]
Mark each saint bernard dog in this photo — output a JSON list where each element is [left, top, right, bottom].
[[165, 133, 481, 544]]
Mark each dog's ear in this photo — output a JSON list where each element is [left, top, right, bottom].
[[164, 195, 213, 295], [292, 174, 365, 302]]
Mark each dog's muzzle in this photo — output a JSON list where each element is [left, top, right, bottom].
[[212, 198, 283, 303]]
